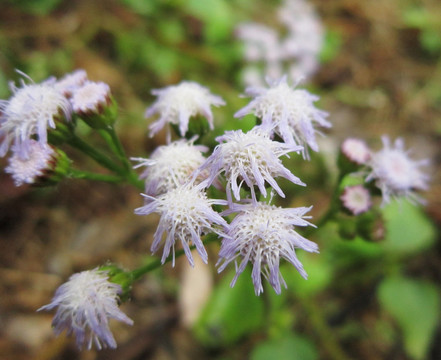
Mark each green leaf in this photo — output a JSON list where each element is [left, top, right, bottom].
[[251, 333, 318, 360], [282, 251, 333, 298], [380, 200, 436, 255], [193, 267, 264, 347], [378, 276, 441, 360], [184, 0, 235, 42]]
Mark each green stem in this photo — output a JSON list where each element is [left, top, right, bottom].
[[299, 297, 352, 360], [99, 126, 145, 190], [69, 169, 124, 183], [130, 233, 219, 281], [67, 133, 125, 175]]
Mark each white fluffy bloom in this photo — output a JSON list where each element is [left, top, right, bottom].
[[218, 202, 318, 295], [0, 75, 71, 157], [5, 139, 55, 186], [365, 136, 429, 205], [236, 0, 324, 86], [55, 69, 88, 97], [135, 182, 229, 267], [71, 81, 111, 115], [341, 138, 371, 165], [38, 269, 133, 350], [235, 76, 330, 158], [132, 138, 208, 196], [199, 127, 305, 202], [340, 185, 372, 215], [145, 81, 225, 138]]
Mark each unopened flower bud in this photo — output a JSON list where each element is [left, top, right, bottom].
[[71, 81, 117, 128]]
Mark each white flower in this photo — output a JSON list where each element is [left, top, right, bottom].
[[145, 81, 225, 139], [5, 139, 56, 186], [55, 69, 88, 97], [235, 0, 324, 86], [71, 81, 112, 115], [132, 138, 208, 196], [135, 182, 229, 267], [235, 76, 330, 158], [340, 185, 372, 215], [199, 127, 304, 203], [0, 75, 71, 157], [38, 269, 133, 350], [341, 138, 371, 165], [365, 136, 429, 205], [217, 202, 318, 295]]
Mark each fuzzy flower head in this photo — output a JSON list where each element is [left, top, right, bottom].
[[365, 136, 429, 205], [199, 127, 305, 202], [340, 185, 372, 215], [235, 76, 330, 158], [55, 69, 88, 97], [5, 140, 56, 186], [135, 182, 228, 267], [341, 138, 371, 165], [71, 81, 112, 116], [218, 202, 318, 295], [0, 75, 71, 157], [132, 139, 208, 197], [38, 269, 133, 350], [145, 81, 225, 139]]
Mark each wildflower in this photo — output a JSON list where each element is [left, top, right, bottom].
[[5, 140, 57, 186], [235, 0, 324, 86], [71, 81, 112, 116], [145, 81, 225, 139], [55, 69, 88, 97], [135, 182, 229, 267], [38, 269, 133, 350], [278, 0, 324, 80], [217, 202, 318, 295], [341, 138, 371, 165], [365, 136, 429, 204], [199, 127, 304, 202], [340, 185, 372, 215], [0, 74, 71, 157], [234, 76, 330, 158], [70, 81, 116, 128], [236, 22, 282, 63], [132, 138, 208, 197]]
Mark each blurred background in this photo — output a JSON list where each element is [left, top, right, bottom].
[[0, 0, 440, 359]]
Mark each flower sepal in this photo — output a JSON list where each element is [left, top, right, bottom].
[[99, 264, 133, 302], [78, 95, 118, 130]]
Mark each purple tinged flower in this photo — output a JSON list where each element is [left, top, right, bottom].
[[199, 127, 304, 203], [132, 138, 208, 197], [234, 76, 330, 158], [145, 81, 225, 139], [5, 139, 56, 186], [71, 81, 112, 116], [341, 138, 371, 165], [0, 74, 71, 158], [38, 269, 133, 350], [340, 185, 372, 215], [217, 202, 318, 295], [55, 69, 88, 97], [135, 182, 229, 267], [365, 136, 429, 205]]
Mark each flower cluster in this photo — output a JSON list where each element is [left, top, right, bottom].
[[0, 70, 117, 186], [236, 0, 324, 87], [135, 76, 324, 297], [339, 135, 429, 212], [0, 66, 431, 352]]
